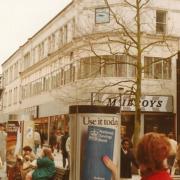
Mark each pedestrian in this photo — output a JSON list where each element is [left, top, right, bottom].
[[167, 132, 177, 173], [56, 129, 63, 153], [61, 127, 69, 168], [103, 133, 172, 180], [173, 143, 180, 175], [49, 131, 57, 153], [34, 130, 41, 154], [26, 147, 56, 180], [20, 146, 36, 179], [66, 136, 70, 169], [120, 138, 139, 179], [0, 124, 7, 166]]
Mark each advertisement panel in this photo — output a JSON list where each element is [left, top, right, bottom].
[[6, 121, 21, 163], [69, 105, 120, 180]]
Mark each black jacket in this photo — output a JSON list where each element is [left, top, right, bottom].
[[120, 148, 139, 178]]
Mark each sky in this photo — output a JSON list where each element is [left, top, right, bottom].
[[0, 0, 72, 65]]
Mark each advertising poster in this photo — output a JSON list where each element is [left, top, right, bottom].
[[69, 105, 120, 180], [6, 121, 21, 162], [23, 120, 34, 148]]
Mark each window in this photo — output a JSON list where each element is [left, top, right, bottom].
[[9, 66, 13, 82], [4, 70, 8, 86], [51, 34, 55, 50], [24, 52, 31, 69], [72, 18, 76, 38], [14, 87, 18, 104], [3, 92, 7, 109], [95, 7, 110, 24], [91, 57, 101, 78], [127, 56, 136, 77], [61, 69, 64, 85], [103, 56, 116, 77], [144, 57, 171, 79], [58, 29, 63, 47], [48, 36, 51, 53], [154, 58, 162, 79], [8, 90, 12, 106], [78, 55, 136, 79], [156, 10, 166, 33], [38, 42, 44, 60], [163, 59, 171, 79], [64, 25, 68, 44], [79, 58, 91, 79], [14, 62, 18, 79], [70, 64, 75, 82], [116, 55, 127, 77], [79, 57, 101, 79]]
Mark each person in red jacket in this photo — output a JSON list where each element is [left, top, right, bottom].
[[103, 132, 172, 180], [137, 133, 172, 180]]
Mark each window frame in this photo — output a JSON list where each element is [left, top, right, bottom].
[[156, 10, 167, 34], [95, 7, 110, 24]]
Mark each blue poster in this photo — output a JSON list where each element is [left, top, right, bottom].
[[82, 126, 115, 180]]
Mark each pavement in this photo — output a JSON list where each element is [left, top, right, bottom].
[[132, 174, 180, 180]]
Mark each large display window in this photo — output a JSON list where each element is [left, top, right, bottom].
[[34, 114, 69, 147], [144, 113, 175, 135], [34, 117, 48, 145], [121, 114, 134, 140]]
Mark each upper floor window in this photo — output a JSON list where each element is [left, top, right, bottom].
[[9, 66, 13, 82], [24, 52, 31, 69], [156, 10, 166, 33], [78, 57, 101, 79], [64, 25, 68, 44], [4, 70, 8, 86], [78, 55, 136, 80], [95, 7, 110, 24], [144, 57, 171, 79], [14, 62, 18, 79], [13, 87, 18, 104]]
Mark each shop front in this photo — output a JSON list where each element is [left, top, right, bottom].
[[25, 102, 69, 148], [121, 112, 174, 140], [33, 115, 69, 146], [92, 93, 175, 139]]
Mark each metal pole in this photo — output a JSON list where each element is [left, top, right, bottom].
[[118, 87, 124, 179]]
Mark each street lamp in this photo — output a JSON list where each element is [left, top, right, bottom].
[[118, 87, 124, 116], [118, 87, 124, 179]]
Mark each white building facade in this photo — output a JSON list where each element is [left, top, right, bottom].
[[1, 0, 180, 140]]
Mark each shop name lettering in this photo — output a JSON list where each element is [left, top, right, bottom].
[[106, 98, 163, 108], [83, 116, 118, 126]]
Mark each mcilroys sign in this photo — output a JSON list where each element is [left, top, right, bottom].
[[91, 93, 173, 113]]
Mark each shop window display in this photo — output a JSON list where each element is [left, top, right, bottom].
[[144, 114, 174, 135]]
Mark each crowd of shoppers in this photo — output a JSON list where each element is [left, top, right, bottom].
[[3, 119, 180, 180]]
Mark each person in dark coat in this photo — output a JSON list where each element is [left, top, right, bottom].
[[120, 138, 139, 179], [49, 131, 57, 153], [61, 127, 69, 168], [26, 148, 56, 180]]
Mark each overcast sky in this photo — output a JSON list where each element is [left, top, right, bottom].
[[0, 0, 71, 65]]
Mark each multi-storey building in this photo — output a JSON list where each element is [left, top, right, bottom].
[[1, 0, 180, 141]]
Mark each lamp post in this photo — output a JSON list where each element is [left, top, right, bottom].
[[118, 87, 124, 118], [118, 87, 124, 178]]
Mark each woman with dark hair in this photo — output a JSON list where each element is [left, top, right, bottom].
[[26, 148, 56, 180], [103, 133, 172, 180]]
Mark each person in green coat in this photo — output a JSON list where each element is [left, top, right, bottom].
[[26, 148, 56, 180]]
